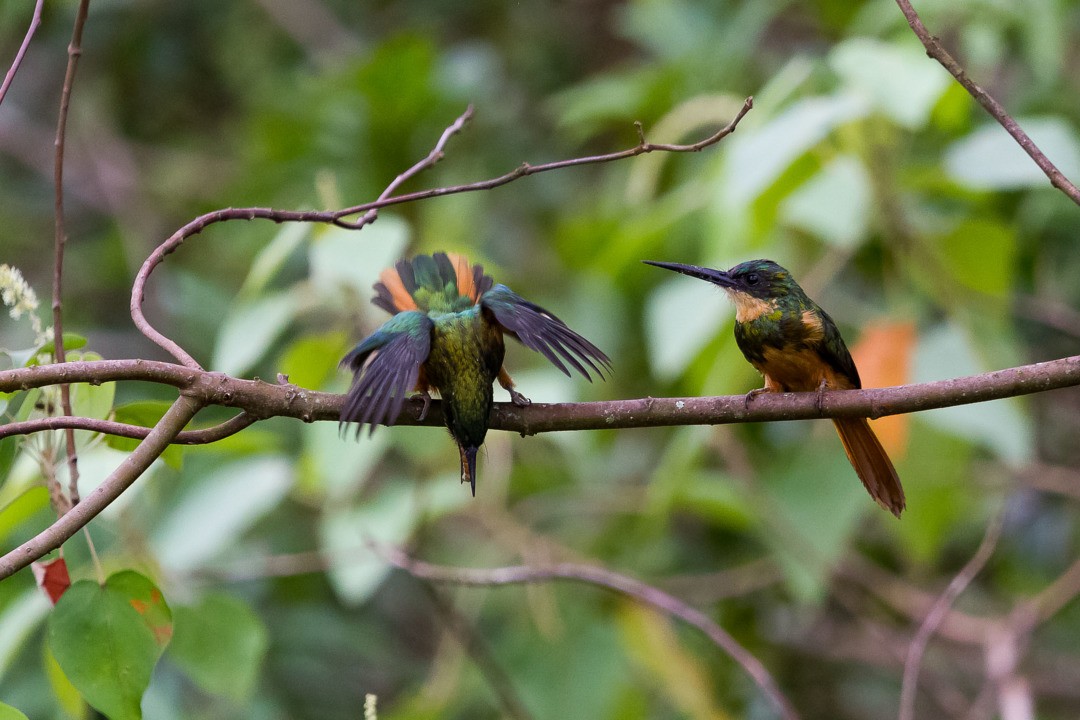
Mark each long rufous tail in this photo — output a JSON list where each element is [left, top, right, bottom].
[[832, 418, 905, 517]]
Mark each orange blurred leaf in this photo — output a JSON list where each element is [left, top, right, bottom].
[[849, 320, 916, 459]]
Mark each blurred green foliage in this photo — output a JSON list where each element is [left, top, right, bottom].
[[2, 0, 1080, 718]]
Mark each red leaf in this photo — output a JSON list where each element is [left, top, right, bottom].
[[32, 557, 71, 605]]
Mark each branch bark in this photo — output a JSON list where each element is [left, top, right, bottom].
[[1, 354, 1077, 441], [128, 97, 753, 365], [0, 393, 203, 580], [894, 0, 1080, 205], [0, 0, 43, 108], [381, 546, 800, 720]]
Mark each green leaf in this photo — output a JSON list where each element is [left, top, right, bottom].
[[914, 323, 1032, 464], [237, 222, 310, 302], [891, 420, 976, 564], [169, 593, 268, 701], [780, 155, 872, 248], [931, 218, 1016, 296], [107, 401, 185, 469], [307, 216, 410, 298], [945, 117, 1080, 189], [0, 589, 51, 678], [829, 37, 951, 129], [44, 642, 85, 719], [278, 330, 349, 391], [320, 482, 417, 605], [48, 572, 172, 720], [722, 93, 868, 208], [151, 456, 293, 571], [35, 333, 88, 356], [0, 487, 50, 545], [758, 440, 866, 600], [644, 276, 730, 381], [0, 702, 29, 720], [69, 378, 116, 423], [212, 290, 299, 377], [300, 419, 391, 500]]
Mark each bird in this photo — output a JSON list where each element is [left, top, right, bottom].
[[341, 252, 611, 495], [642, 258, 905, 517]]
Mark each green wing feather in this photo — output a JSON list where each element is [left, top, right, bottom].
[[340, 311, 433, 434], [480, 284, 611, 380]]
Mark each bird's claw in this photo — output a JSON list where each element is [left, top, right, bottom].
[[815, 379, 828, 414], [509, 388, 531, 407], [744, 387, 765, 411]]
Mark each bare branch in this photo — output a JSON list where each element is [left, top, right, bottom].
[[0, 393, 204, 580], [0, 353, 1078, 435], [128, 98, 753, 364], [0, 411, 256, 444], [51, 0, 93, 513], [380, 546, 800, 720], [894, 0, 1080, 205], [0, 0, 44, 108], [900, 509, 1005, 720]]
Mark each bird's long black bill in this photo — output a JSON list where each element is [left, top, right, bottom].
[[642, 260, 734, 288], [459, 445, 479, 497]]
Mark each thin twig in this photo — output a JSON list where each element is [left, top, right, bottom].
[[51, 0, 93, 514], [380, 546, 801, 720], [0, 411, 256, 444], [129, 98, 753, 364], [0, 0, 44, 108], [0, 394, 204, 580], [899, 509, 1005, 720], [893, 0, 1080, 205]]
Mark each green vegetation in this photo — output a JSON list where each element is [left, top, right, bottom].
[[2, 0, 1080, 718]]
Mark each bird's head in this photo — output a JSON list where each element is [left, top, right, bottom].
[[643, 258, 795, 298], [643, 258, 799, 322]]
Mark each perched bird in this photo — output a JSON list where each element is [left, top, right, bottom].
[[341, 252, 610, 495], [643, 258, 905, 517]]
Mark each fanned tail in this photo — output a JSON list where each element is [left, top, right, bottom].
[[372, 252, 493, 313], [832, 417, 905, 517]]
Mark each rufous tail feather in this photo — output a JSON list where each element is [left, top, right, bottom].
[[832, 417, 905, 517]]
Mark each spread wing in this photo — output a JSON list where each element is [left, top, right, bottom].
[[480, 284, 611, 380], [340, 311, 433, 433]]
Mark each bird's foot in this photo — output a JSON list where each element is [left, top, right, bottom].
[[414, 390, 432, 421], [814, 379, 828, 414], [744, 387, 766, 411], [509, 388, 531, 408]]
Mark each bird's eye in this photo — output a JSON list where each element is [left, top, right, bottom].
[[745, 273, 760, 285]]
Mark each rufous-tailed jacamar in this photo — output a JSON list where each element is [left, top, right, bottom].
[[643, 258, 905, 517], [341, 252, 611, 495]]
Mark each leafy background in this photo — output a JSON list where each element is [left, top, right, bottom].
[[2, 0, 1080, 718]]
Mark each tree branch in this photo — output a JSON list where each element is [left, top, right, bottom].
[[128, 97, 753, 365], [894, 0, 1080, 205], [0, 0, 43, 108], [380, 546, 800, 720], [51, 0, 93, 513], [900, 508, 1005, 720], [1, 354, 1076, 440], [0, 393, 203, 580]]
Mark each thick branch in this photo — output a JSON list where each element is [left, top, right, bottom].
[[382, 547, 800, 720], [894, 0, 1080, 205], [0, 393, 203, 580], [0, 354, 1077, 438]]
